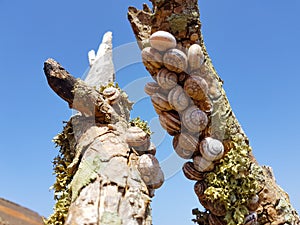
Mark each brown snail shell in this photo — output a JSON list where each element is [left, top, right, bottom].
[[177, 132, 199, 152], [198, 196, 227, 217], [159, 111, 181, 136], [125, 126, 150, 149], [163, 48, 188, 73], [151, 93, 172, 113], [194, 180, 207, 199], [208, 214, 226, 225], [247, 194, 260, 211], [168, 85, 190, 112], [156, 68, 178, 90], [244, 212, 257, 225], [194, 98, 213, 114], [149, 31, 177, 52], [182, 106, 208, 133], [182, 161, 206, 181], [103, 87, 121, 105], [199, 137, 224, 162], [144, 82, 161, 96], [193, 155, 214, 172], [137, 154, 164, 189], [188, 44, 205, 72], [141, 47, 163, 69], [173, 135, 194, 159], [184, 75, 208, 101]]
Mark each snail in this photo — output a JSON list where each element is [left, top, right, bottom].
[[125, 126, 150, 151], [102, 87, 121, 105], [194, 98, 213, 114], [184, 75, 209, 101], [244, 212, 257, 225], [177, 132, 199, 152], [137, 154, 164, 189], [182, 161, 206, 181], [193, 155, 214, 172], [182, 106, 208, 133], [173, 135, 194, 159], [199, 137, 224, 162], [156, 68, 178, 90], [168, 85, 190, 112], [208, 214, 226, 225], [144, 82, 161, 96], [163, 48, 188, 73], [247, 194, 260, 211], [199, 197, 227, 217], [194, 180, 207, 199], [141, 47, 163, 69], [188, 44, 205, 72], [149, 31, 177, 52], [159, 111, 181, 136], [151, 92, 172, 113]]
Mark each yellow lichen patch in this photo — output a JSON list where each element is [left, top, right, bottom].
[[129, 117, 152, 136]]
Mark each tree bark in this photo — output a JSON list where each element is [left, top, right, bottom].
[[128, 1, 300, 225]]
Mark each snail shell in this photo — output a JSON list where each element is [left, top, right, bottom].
[[199, 137, 224, 162], [103, 87, 121, 105], [208, 214, 226, 225], [244, 212, 257, 225], [137, 154, 164, 189], [193, 155, 214, 172], [149, 31, 177, 52], [194, 180, 207, 199], [136, 142, 157, 156], [151, 93, 172, 113], [184, 75, 208, 101], [188, 44, 205, 72], [177, 132, 199, 152], [168, 85, 190, 112], [141, 47, 163, 69], [206, 201, 227, 217], [194, 98, 213, 114], [182, 106, 208, 133], [156, 68, 178, 90], [173, 135, 194, 159], [163, 48, 188, 73], [182, 161, 206, 181], [247, 194, 260, 211], [144, 82, 161, 96], [159, 111, 181, 136], [125, 126, 150, 149]]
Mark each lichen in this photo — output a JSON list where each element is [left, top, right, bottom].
[[129, 117, 152, 136], [167, 14, 189, 34]]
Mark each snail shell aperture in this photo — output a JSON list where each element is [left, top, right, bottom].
[[184, 75, 208, 101], [182, 161, 206, 181], [168, 85, 190, 112], [188, 44, 205, 72], [199, 137, 224, 162], [149, 31, 177, 52], [103, 87, 121, 105], [159, 111, 181, 136], [163, 48, 188, 73], [125, 126, 150, 149], [182, 106, 208, 133], [141, 47, 163, 69], [156, 68, 178, 90], [193, 155, 214, 172]]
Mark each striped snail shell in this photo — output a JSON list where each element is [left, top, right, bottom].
[[194, 98, 213, 114], [193, 155, 215, 172], [149, 31, 177, 52], [151, 93, 172, 113], [194, 180, 207, 199], [184, 75, 208, 101], [173, 135, 194, 159], [188, 44, 205, 72], [141, 47, 163, 69], [208, 214, 226, 225], [247, 194, 260, 211], [199, 137, 224, 162], [182, 161, 206, 181], [159, 111, 181, 136], [137, 154, 164, 189], [244, 212, 257, 225], [182, 106, 208, 133], [168, 85, 190, 112], [144, 82, 161, 96], [125, 126, 150, 149], [156, 68, 178, 90], [163, 49, 188, 73], [177, 132, 199, 152], [205, 200, 227, 217], [103, 87, 121, 105]]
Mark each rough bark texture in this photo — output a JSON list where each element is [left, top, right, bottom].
[[128, 1, 300, 225]]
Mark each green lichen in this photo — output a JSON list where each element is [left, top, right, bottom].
[[167, 14, 189, 34], [129, 117, 152, 136]]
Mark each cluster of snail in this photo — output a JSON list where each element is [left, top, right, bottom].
[[140, 31, 259, 225]]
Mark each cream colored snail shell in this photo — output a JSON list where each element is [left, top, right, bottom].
[[177, 132, 199, 152], [173, 134, 194, 159], [144, 82, 161, 96], [156, 68, 178, 90], [163, 48, 188, 73], [244, 212, 257, 225], [168, 85, 190, 112], [141, 47, 163, 69], [159, 111, 181, 136], [182, 161, 206, 181], [193, 155, 214, 172], [151, 92, 172, 113], [125, 126, 150, 148], [137, 154, 164, 189], [199, 137, 224, 162], [182, 106, 208, 133], [103, 87, 121, 105], [208, 214, 226, 225], [188, 44, 205, 72], [149, 31, 177, 52], [184, 75, 208, 101]]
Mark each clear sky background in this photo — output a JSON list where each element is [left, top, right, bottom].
[[0, 0, 300, 224]]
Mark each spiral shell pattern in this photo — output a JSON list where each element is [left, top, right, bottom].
[[163, 48, 188, 73], [182, 106, 208, 133], [156, 68, 178, 90], [159, 111, 181, 136], [168, 85, 190, 112], [199, 137, 224, 162], [144, 82, 161, 96], [103, 87, 121, 104], [151, 93, 172, 113], [125, 126, 150, 149], [182, 161, 206, 181], [184, 75, 209, 101], [194, 180, 207, 199]]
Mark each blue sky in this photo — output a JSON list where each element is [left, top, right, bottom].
[[0, 0, 299, 224]]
